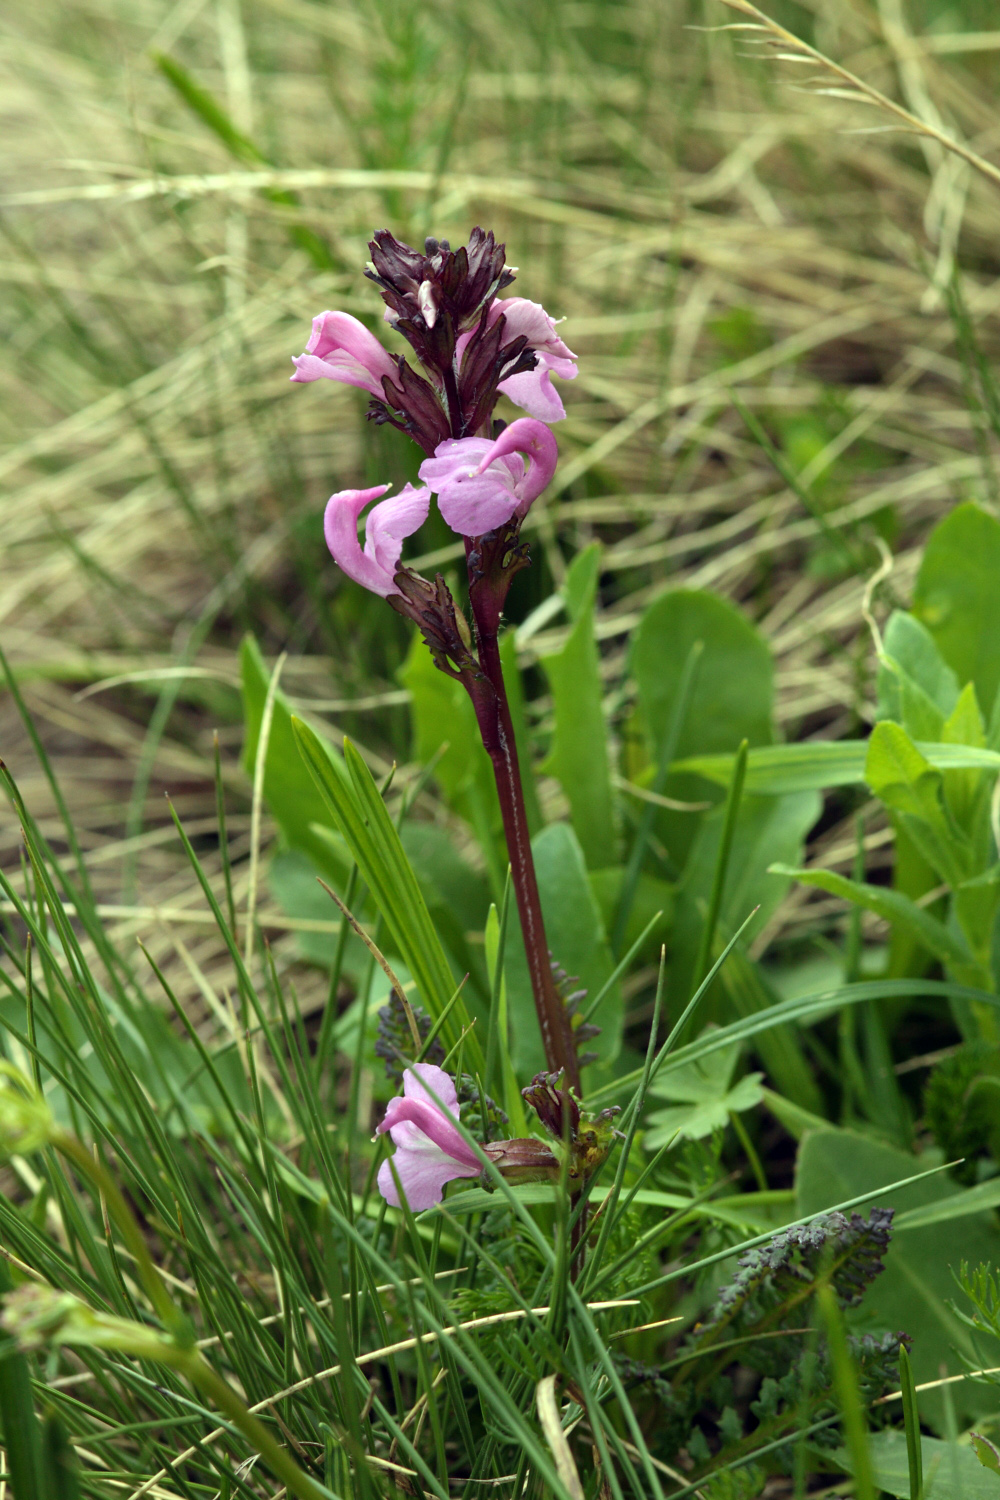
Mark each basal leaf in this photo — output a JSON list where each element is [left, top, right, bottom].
[[797, 1128, 1000, 1427], [913, 500, 1000, 713], [772, 865, 976, 975], [541, 545, 616, 868]]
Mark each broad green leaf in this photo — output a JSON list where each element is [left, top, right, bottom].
[[268, 848, 359, 970], [941, 681, 987, 830], [645, 1025, 763, 1143], [588, 867, 674, 957], [797, 1128, 1000, 1426], [674, 739, 1000, 796], [400, 631, 496, 817], [632, 588, 774, 760], [540, 545, 616, 868], [504, 822, 622, 1075], [772, 864, 976, 975], [865, 721, 945, 821], [669, 791, 821, 1006], [399, 633, 503, 894], [894, 1174, 1000, 1230], [913, 500, 1000, 712], [857, 1429, 999, 1499], [291, 719, 481, 1066], [865, 722, 971, 887], [241, 635, 343, 881], [877, 610, 960, 739]]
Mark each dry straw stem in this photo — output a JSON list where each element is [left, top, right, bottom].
[[124, 1300, 637, 1500], [718, 0, 1000, 191]]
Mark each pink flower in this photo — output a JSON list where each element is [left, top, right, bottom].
[[375, 1064, 482, 1210], [324, 483, 430, 598], [291, 311, 399, 399], [457, 297, 578, 422], [418, 418, 558, 537]]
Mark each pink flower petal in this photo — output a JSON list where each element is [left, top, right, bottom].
[[290, 311, 397, 398], [376, 1097, 480, 1167], [472, 418, 559, 514], [419, 439, 524, 535], [376, 1151, 479, 1211], [497, 368, 567, 423], [366, 484, 431, 575], [493, 297, 576, 361], [323, 483, 429, 598], [403, 1063, 461, 1113]]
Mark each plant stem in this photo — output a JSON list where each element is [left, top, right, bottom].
[[467, 622, 580, 1094]]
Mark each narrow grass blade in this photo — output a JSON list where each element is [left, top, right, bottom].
[[899, 1342, 923, 1500]]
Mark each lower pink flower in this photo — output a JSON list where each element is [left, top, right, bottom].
[[375, 1064, 482, 1210], [324, 483, 430, 598]]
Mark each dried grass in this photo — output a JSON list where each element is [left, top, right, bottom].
[[2, 0, 999, 1004]]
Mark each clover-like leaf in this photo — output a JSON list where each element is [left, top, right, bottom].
[[645, 1027, 763, 1144]]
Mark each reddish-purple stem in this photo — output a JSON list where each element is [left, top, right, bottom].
[[466, 616, 581, 1096]]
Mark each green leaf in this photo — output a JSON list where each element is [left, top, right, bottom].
[[716, 943, 826, 1116], [268, 848, 356, 970], [861, 1430, 1000, 1499], [631, 588, 774, 760], [941, 681, 988, 830], [797, 1128, 1000, 1427], [877, 609, 960, 738], [894, 1174, 1000, 1230], [865, 721, 945, 820], [540, 545, 616, 868], [674, 739, 1000, 796], [241, 635, 344, 882], [645, 1025, 763, 1143], [594, 977, 1000, 1109], [865, 721, 971, 887], [972, 1432, 1000, 1479], [913, 500, 1000, 713], [400, 823, 490, 1003], [588, 867, 674, 957], [670, 791, 821, 1003], [504, 822, 622, 1075], [291, 719, 481, 1067], [399, 632, 495, 816], [772, 864, 976, 975]]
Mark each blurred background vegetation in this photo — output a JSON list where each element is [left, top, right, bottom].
[[2, 0, 1000, 1024]]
